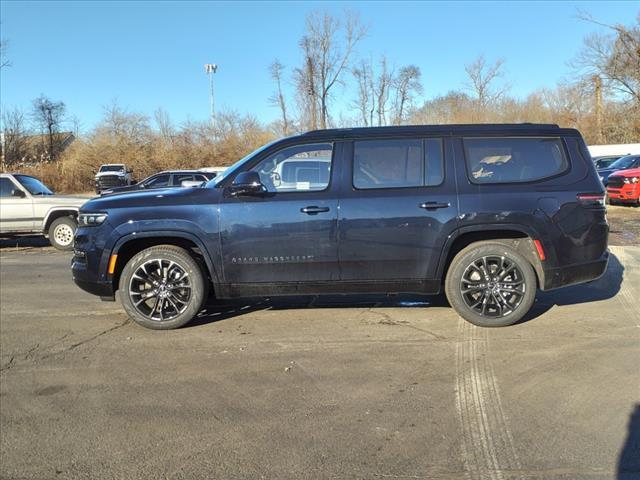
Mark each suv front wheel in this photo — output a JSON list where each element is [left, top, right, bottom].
[[119, 245, 208, 330], [445, 242, 537, 327]]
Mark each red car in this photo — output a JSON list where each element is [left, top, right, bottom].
[[607, 167, 640, 206]]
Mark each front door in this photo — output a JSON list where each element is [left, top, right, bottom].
[[0, 177, 34, 233], [219, 142, 340, 285], [338, 137, 459, 286]]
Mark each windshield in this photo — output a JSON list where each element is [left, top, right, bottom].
[[15, 175, 54, 195], [608, 155, 639, 170], [207, 139, 281, 187], [100, 165, 125, 172]]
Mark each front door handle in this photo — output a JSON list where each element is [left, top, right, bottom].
[[301, 206, 330, 215], [419, 201, 450, 210]]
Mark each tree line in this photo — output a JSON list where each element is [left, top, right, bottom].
[[0, 10, 638, 193]]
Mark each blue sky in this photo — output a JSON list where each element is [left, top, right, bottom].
[[0, 1, 636, 131]]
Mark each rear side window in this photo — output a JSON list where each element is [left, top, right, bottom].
[[0, 178, 16, 197], [464, 137, 568, 184], [353, 138, 444, 189]]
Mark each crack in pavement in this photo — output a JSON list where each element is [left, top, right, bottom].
[[1, 319, 130, 372]]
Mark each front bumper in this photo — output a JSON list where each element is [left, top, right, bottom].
[[607, 184, 640, 203], [542, 251, 609, 290], [71, 253, 115, 299]]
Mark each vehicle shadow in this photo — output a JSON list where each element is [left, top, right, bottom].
[[617, 404, 640, 479], [189, 293, 449, 328], [0, 235, 51, 250], [189, 253, 624, 328]]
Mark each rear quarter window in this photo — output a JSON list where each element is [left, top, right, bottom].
[[464, 137, 568, 184]]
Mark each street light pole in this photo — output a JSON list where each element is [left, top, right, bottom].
[[204, 63, 218, 132]]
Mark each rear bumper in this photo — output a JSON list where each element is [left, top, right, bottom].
[[542, 251, 609, 290]]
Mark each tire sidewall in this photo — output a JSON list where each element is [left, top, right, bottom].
[[445, 243, 537, 327], [49, 217, 77, 251], [119, 247, 208, 330]]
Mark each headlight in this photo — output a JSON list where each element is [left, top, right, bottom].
[[78, 213, 108, 227], [623, 177, 639, 184]]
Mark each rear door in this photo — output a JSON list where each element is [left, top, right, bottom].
[[219, 142, 341, 285], [338, 137, 459, 285], [0, 177, 35, 232]]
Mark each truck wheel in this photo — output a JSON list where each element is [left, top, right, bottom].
[[48, 216, 77, 251], [445, 242, 537, 327], [119, 245, 208, 330]]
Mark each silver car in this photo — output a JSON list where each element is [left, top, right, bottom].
[[0, 173, 90, 250]]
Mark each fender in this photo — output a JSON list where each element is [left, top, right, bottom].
[[435, 223, 547, 283], [106, 229, 221, 285], [42, 207, 80, 234]]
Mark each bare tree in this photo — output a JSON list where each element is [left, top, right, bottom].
[[0, 34, 10, 69], [573, 13, 640, 103], [154, 108, 174, 142], [352, 59, 373, 126], [31, 95, 66, 161], [374, 56, 394, 126], [464, 56, 508, 118], [1, 107, 28, 167], [268, 60, 291, 135], [392, 65, 423, 124], [296, 10, 367, 129]]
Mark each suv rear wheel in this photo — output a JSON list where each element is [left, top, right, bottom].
[[119, 245, 208, 330], [48, 216, 77, 251], [445, 242, 536, 327]]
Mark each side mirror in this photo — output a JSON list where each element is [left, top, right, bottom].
[[11, 189, 26, 198], [228, 171, 266, 196], [181, 180, 204, 188], [131, 180, 138, 185]]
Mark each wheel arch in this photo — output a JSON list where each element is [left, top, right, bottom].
[[43, 208, 79, 235], [437, 225, 545, 289], [109, 231, 219, 293]]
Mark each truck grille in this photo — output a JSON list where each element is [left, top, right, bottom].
[[97, 175, 125, 188], [607, 176, 624, 189]]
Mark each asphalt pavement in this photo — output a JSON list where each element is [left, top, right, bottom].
[[0, 244, 639, 479]]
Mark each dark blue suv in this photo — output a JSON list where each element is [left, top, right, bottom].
[[72, 124, 609, 329]]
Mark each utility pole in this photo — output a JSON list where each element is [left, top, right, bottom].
[[204, 63, 218, 132], [593, 75, 603, 144]]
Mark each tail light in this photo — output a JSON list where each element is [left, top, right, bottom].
[[577, 193, 606, 207]]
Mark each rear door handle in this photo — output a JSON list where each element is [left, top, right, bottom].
[[419, 201, 450, 210], [301, 206, 330, 215]]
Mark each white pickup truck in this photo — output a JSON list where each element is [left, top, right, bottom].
[[0, 173, 90, 250]]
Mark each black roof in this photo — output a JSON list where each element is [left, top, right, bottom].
[[299, 123, 579, 139]]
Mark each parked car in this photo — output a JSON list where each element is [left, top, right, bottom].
[[100, 170, 217, 196], [0, 173, 90, 250], [593, 155, 624, 170], [94, 164, 134, 194], [606, 167, 640, 206], [72, 124, 608, 330], [597, 154, 640, 186]]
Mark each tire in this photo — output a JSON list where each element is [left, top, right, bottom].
[[445, 242, 537, 327], [119, 245, 208, 330], [48, 216, 77, 251]]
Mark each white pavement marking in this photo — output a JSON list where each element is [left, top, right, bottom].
[[455, 318, 522, 480], [608, 246, 640, 327]]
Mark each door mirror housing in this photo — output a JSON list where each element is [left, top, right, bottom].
[[228, 171, 266, 196], [11, 189, 26, 198]]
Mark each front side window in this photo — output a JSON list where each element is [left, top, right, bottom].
[[464, 137, 568, 184], [353, 138, 444, 190], [0, 178, 16, 197], [250, 143, 333, 193], [145, 174, 170, 188]]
